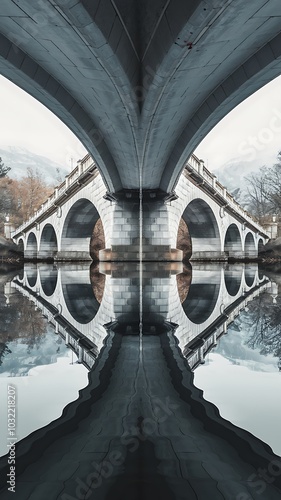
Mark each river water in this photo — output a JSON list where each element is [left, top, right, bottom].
[[0, 262, 280, 458]]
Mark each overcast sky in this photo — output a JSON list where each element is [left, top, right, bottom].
[[0, 74, 281, 170], [195, 75, 281, 170], [0, 75, 87, 168]]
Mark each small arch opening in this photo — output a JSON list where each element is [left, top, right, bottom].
[[26, 232, 37, 259], [40, 224, 58, 260], [224, 224, 242, 258], [182, 199, 220, 257], [17, 239, 24, 254], [245, 232, 256, 259], [62, 199, 104, 260]]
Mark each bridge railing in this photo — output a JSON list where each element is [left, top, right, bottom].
[[185, 155, 269, 236], [12, 154, 96, 237]]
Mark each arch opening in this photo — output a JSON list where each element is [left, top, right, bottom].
[[258, 238, 265, 255], [61, 199, 104, 260], [26, 232, 38, 260], [40, 224, 58, 260], [182, 199, 221, 259], [245, 232, 256, 259], [224, 224, 242, 259], [17, 239, 24, 254]]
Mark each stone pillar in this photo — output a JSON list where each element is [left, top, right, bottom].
[[4, 221, 15, 240], [99, 190, 182, 262], [56, 238, 92, 261]]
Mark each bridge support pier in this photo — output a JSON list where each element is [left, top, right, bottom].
[[99, 190, 183, 262]]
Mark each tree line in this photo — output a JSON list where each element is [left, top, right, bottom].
[[0, 157, 53, 233]]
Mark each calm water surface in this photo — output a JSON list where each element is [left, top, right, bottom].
[[0, 262, 280, 458]]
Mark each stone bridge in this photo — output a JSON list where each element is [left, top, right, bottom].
[[1, 0, 280, 262], [11, 154, 269, 262]]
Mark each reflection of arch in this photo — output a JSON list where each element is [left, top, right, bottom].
[[62, 283, 100, 324], [182, 283, 220, 324], [244, 265, 256, 287], [40, 267, 58, 297], [182, 199, 220, 257], [17, 268, 24, 281], [224, 265, 243, 296], [26, 232, 37, 259], [245, 232, 256, 258], [26, 266, 38, 287], [224, 224, 242, 256], [40, 224, 58, 259]]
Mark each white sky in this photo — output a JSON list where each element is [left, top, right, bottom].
[[0, 74, 281, 170], [195, 75, 281, 170], [0, 75, 87, 168], [0, 351, 88, 457]]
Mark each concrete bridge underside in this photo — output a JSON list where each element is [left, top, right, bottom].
[[1, 0, 281, 196]]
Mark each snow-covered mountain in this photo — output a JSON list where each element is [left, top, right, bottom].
[[0, 146, 69, 185], [212, 156, 273, 206]]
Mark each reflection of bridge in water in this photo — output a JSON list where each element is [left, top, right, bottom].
[[11, 262, 270, 371], [1, 263, 280, 500]]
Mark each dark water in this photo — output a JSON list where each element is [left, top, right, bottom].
[[0, 262, 281, 458]]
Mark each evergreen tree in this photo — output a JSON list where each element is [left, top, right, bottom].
[[0, 157, 10, 178]]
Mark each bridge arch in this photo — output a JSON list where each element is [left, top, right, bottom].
[[258, 238, 265, 255], [39, 224, 58, 260], [26, 232, 38, 259], [181, 199, 221, 260], [244, 232, 256, 259], [1, 2, 281, 195], [61, 198, 103, 260], [17, 238, 24, 253], [224, 224, 243, 259]]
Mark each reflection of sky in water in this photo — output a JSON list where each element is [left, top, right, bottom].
[[0, 288, 89, 457], [194, 309, 281, 456], [0, 350, 88, 457], [0, 325, 69, 377]]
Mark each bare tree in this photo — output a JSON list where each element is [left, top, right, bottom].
[[245, 155, 281, 221]]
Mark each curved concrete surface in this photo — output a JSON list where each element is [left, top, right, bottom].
[[1, 1, 281, 191]]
